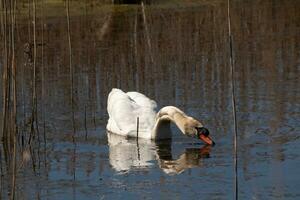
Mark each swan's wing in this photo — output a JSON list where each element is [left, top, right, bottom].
[[127, 91, 157, 135], [126, 91, 157, 109], [107, 89, 157, 138], [107, 89, 139, 136]]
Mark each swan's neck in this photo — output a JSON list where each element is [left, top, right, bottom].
[[151, 106, 199, 140]]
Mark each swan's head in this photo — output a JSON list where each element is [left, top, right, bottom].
[[183, 118, 215, 145], [196, 127, 215, 146]]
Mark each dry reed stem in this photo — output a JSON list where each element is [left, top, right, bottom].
[[227, 0, 238, 199], [66, 0, 76, 141], [84, 105, 87, 140], [141, 1, 154, 65], [41, 1, 48, 174], [11, 0, 17, 199], [133, 9, 139, 90], [12, 0, 17, 139], [2, 0, 8, 141], [41, 0, 46, 144]]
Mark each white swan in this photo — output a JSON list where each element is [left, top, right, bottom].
[[107, 88, 214, 145]]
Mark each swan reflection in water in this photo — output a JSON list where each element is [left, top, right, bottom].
[[107, 132, 212, 175]]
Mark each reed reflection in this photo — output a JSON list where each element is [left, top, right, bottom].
[[107, 132, 211, 175]]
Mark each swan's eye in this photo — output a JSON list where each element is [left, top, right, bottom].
[[196, 127, 209, 137]]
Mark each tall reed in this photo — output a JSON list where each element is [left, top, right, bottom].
[[66, 0, 77, 183], [11, 0, 17, 198], [28, 0, 39, 145], [141, 1, 154, 64], [66, 0, 76, 141], [0, 0, 18, 198], [1, 0, 8, 144], [227, 0, 238, 199]]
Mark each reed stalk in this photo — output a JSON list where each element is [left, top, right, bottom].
[[84, 105, 87, 140], [227, 0, 238, 199], [136, 117, 140, 161], [93, 108, 96, 130], [133, 9, 139, 90], [136, 117, 139, 138], [11, 128, 16, 200], [66, 0, 76, 141], [0, 147, 2, 200], [12, 0, 17, 141], [7, 0, 12, 145], [2, 0, 8, 142], [29, 0, 40, 145], [41, 0, 46, 142], [0, 0, 3, 40], [27, 0, 31, 42], [66, 1, 77, 183], [9, 0, 17, 198], [21, 39, 26, 149], [141, 1, 154, 64], [33, 0, 39, 138], [41, 1, 48, 174]]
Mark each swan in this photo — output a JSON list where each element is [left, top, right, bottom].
[[107, 88, 214, 145]]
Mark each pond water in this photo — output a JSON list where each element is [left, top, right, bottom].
[[0, 0, 299, 199]]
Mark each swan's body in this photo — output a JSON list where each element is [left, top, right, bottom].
[[107, 88, 214, 144], [107, 88, 157, 139]]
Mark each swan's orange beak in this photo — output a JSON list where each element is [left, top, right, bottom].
[[199, 134, 215, 146]]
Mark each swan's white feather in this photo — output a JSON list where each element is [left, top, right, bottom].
[[107, 88, 157, 139]]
